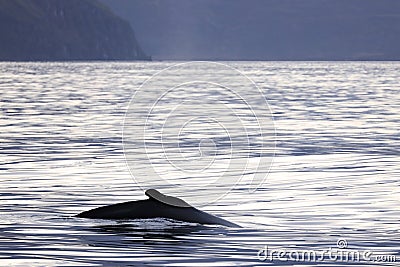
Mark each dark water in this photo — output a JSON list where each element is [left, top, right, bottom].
[[0, 62, 399, 266]]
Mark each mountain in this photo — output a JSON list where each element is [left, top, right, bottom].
[[100, 0, 400, 60], [0, 0, 150, 61]]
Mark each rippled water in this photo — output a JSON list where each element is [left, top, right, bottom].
[[0, 61, 399, 266]]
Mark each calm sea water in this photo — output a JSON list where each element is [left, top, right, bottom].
[[0, 61, 399, 266]]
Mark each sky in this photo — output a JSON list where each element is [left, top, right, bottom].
[[101, 0, 400, 60]]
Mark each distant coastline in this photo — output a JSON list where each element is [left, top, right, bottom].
[[0, 0, 150, 61], [101, 0, 400, 61]]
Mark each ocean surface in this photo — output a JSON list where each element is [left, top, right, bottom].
[[0, 61, 399, 266]]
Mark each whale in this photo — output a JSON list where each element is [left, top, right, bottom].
[[76, 189, 241, 228]]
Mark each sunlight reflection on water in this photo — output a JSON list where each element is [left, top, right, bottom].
[[0, 61, 399, 266]]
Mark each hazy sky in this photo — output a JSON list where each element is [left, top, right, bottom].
[[101, 0, 400, 60]]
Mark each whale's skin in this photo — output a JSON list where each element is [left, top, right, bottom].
[[76, 198, 240, 228]]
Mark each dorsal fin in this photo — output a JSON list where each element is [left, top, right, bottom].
[[145, 189, 192, 208]]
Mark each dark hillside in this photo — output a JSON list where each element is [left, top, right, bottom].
[[0, 0, 149, 61]]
